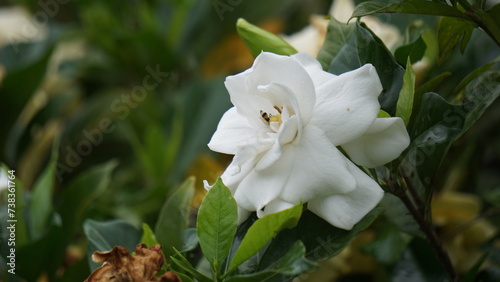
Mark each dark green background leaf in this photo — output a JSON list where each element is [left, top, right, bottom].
[[84, 219, 142, 271], [352, 0, 470, 20], [395, 35, 427, 65], [155, 177, 195, 259], [320, 20, 405, 115]]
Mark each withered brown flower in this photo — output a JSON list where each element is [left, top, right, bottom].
[[85, 244, 181, 282]]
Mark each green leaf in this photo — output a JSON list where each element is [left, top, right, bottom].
[[363, 222, 413, 264], [453, 58, 499, 95], [379, 194, 421, 236], [415, 72, 451, 98], [180, 228, 199, 252], [476, 4, 500, 46], [141, 223, 160, 248], [83, 219, 142, 271], [196, 178, 237, 275], [394, 35, 427, 65], [378, 110, 391, 118], [391, 237, 447, 280], [317, 18, 356, 70], [437, 17, 475, 63], [59, 160, 118, 236], [321, 20, 405, 115], [463, 252, 490, 282], [401, 71, 500, 211], [396, 58, 416, 126], [155, 177, 195, 258], [227, 203, 302, 274], [351, 0, 470, 20], [236, 18, 297, 57], [258, 208, 383, 269], [225, 241, 317, 282], [28, 139, 59, 241], [170, 248, 213, 282]]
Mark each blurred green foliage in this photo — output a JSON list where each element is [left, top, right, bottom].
[[0, 0, 499, 281]]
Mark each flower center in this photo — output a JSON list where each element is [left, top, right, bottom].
[[260, 105, 284, 132]]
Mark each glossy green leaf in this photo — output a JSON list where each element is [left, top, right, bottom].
[[225, 241, 316, 282], [258, 208, 383, 269], [394, 35, 427, 65], [83, 219, 142, 271], [227, 203, 302, 274], [59, 160, 118, 236], [322, 20, 405, 115], [155, 177, 195, 258], [396, 58, 416, 126], [437, 17, 475, 63], [351, 0, 470, 20], [141, 223, 160, 248], [197, 178, 237, 274], [236, 18, 297, 57], [317, 18, 356, 70], [401, 71, 500, 210], [170, 248, 213, 282]]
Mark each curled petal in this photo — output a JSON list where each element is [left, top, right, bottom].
[[249, 52, 316, 123], [309, 64, 382, 146], [208, 107, 259, 155], [342, 117, 410, 168], [225, 70, 270, 129], [308, 161, 384, 230], [255, 115, 300, 171]]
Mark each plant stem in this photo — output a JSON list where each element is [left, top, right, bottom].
[[389, 179, 460, 281]]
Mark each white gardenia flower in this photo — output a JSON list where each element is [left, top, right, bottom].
[[206, 52, 410, 230]]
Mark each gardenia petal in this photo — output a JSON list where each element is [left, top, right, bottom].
[[255, 115, 299, 171], [256, 198, 295, 218], [291, 52, 337, 88], [221, 139, 274, 192], [278, 125, 357, 203], [208, 107, 260, 155], [308, 160, 384, 230], [341, 117, 410, 168], [225, 69, 270, 129], [308, 64, 382, 146]]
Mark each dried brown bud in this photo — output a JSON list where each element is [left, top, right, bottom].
[[85, 244, 181, 282]]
